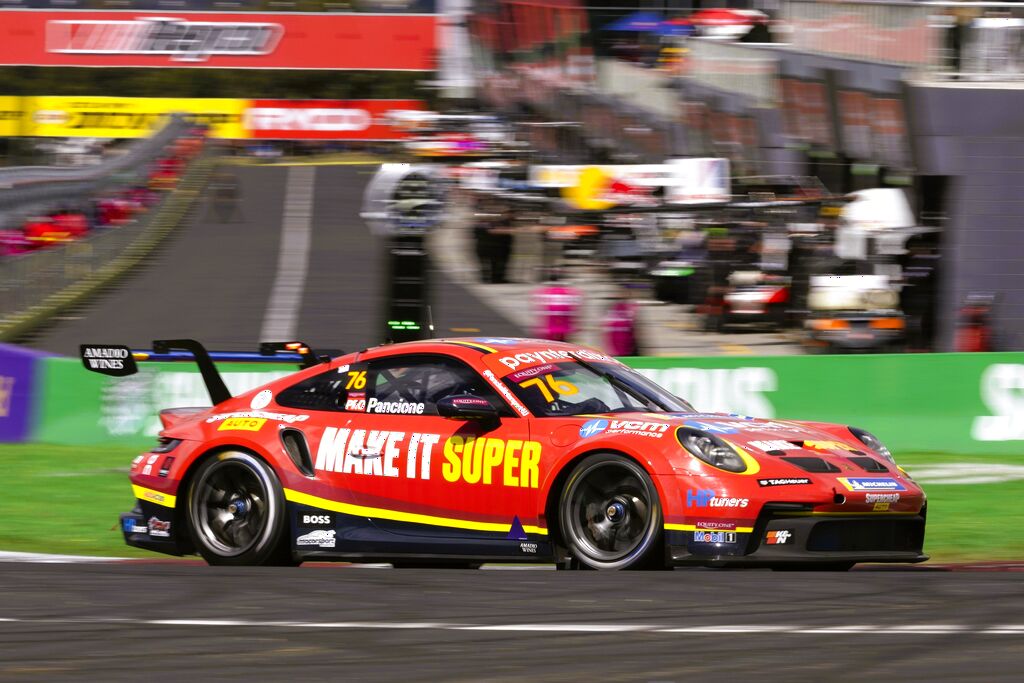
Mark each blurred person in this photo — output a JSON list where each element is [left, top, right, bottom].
[[473, 207, 497, 282], [900, 240, 940, 351], [487, 208, 516, 284], [474, 205, 515, 284], [956, 294, 994, 352], [603, 285, 643, 356], [531, 268, 582, 342]]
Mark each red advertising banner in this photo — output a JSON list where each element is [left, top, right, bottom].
[[245, 99, 425, 140], [0, 11, 437, 70]]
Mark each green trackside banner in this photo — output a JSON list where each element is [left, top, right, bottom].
[[627, 353, 1024, 456], [35, 358, 296, 447], [31, 352, 1024, 454]]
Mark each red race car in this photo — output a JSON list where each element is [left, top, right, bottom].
[[83, 338, 927, 570]]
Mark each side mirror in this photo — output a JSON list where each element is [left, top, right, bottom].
[[437, 395, 499, 420]]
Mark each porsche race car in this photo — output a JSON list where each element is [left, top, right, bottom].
[[83, 338, 927, 570]]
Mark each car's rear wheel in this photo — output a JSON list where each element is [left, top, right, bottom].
[[187, 451, 294, 566], [559, 454, 665, 570]]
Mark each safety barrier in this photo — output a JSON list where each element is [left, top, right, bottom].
[[3, 349, 1022, 455], [0, 147, 216, 341], [0, 116, 191, 220]]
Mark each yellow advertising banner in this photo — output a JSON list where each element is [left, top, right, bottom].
[[19, 96, 247, 139], [0, 96, 22, 137]]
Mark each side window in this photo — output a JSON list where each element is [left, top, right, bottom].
[[276, 367, 350, 411], [362, 355, 513, 417]]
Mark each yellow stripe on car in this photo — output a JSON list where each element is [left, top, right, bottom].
[[445, 340, 498, 353], [132, 484, 176, 508], [664, 523, 755, 533], [284, 488, 547, 535]]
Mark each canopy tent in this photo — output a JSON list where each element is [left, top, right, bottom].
[[657, 18, 695, 37], [603, 11, 664, 32]]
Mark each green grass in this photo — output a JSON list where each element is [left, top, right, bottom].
[[897, 451, 1024, 562], [0, 443, 152, 557], [0, 444, 1021, 562]]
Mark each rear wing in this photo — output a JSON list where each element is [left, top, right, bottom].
[[80, 339, 333, 406]]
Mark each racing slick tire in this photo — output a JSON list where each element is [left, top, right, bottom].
[[558, 453, 666, 570], [187, 451, 295, 566]]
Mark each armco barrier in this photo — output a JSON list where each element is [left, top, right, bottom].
[[19, 352, 1024, 455]]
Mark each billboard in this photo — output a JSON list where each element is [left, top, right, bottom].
[[0, 97, 21, 137], [245, 100, 423, 141], [529, 159, 731, 210], [0, 11, 437, 70], [28, 352, 1024, 455], [11, 96, 425, 139], [21, 96, 247, 138]]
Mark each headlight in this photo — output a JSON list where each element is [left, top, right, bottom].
[[848, 427, 894, 463], [678, 428, 747, 473]]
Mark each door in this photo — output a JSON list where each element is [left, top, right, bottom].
[[339, 353, 539, 542]]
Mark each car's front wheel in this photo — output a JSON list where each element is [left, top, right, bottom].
[[187, 451, 294, 566], [558, 454, 665, 570]]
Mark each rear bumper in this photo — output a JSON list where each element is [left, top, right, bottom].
[[668, 511, 928, 567], [120, 502, 188, 557]]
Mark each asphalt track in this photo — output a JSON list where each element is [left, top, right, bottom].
[[1, 561, 1023, 681], [28, 162, 523, 356]]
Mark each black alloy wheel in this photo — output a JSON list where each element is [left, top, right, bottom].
[[559, 454, 665, 570], [188, 451, 293, 566]]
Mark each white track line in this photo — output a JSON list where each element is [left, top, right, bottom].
[[0, 617, 1019, 636], [260, 165, 316, 342], [0, 551, 128, 564]]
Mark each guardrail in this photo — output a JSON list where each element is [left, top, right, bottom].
[[0, 116, 190, 226], [0, 144, 215, 341]]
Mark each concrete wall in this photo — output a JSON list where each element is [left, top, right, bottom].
[[907, 83, 1024, 351]]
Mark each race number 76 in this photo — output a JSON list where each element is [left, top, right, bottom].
[[520, 375, 578, 403]]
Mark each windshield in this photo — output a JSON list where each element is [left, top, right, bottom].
[[502, 361, 693, 417]]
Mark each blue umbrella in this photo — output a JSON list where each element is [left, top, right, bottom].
[[603, 11, 664, 32]]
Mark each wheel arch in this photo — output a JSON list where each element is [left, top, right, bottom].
[[173, 443, 282, 554], [542, 447, 655, 550]]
